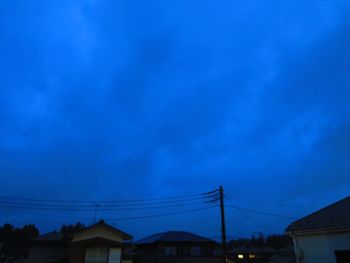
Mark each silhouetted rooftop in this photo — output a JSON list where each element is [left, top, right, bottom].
[[71, 220, 132, 241], [136, 231, 215, 244], [286, 195, 350, 232], [32, 231, 63, 242]]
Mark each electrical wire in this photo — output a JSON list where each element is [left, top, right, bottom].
[[107, 206, 217, 221], [236, 208, 270, 231], [0, 201, 213, 211], [0, 197, 207, 208], [226, 205, 297, 220], [0, 193, 205, 204], [225, 195, 311, 209]]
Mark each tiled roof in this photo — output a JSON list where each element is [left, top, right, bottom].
[[136, 231, 215, 244], [286, 195, 350, 232]]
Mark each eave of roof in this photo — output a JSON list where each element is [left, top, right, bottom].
[[70, 220, 132, 240], [286, 195, 350, 233], [287, 224, 350, 236], [70, 237, 124, 247]]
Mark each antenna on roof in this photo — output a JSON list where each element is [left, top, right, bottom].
[[93, 204, 101, 224]]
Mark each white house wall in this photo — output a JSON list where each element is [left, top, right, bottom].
[[294, 232, 350, 263]]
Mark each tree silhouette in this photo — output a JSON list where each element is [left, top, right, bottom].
[[60, 222, 85, 236], [0, 223, 39, 259]]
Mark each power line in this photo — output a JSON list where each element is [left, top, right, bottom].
[[226, 205, 297, 220], [0, 191, 219, 213], [0, 190, 221, 215], [0, 197, 206, 208], [106, 206, 217, 221], [0, 201, 210, 211], [236, 208, 270, 231], [1, 211, 91, 219], [0, 193, 204, 204], [225, 195, 311, 209]]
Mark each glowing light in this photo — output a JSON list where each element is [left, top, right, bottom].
[[249, 254, 256, 258], [238, 254, 244, 259]]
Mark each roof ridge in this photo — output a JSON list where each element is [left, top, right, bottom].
[[136, 230, 215, 244], [159, 231, 169, 239], [69, 219, 132, 240]]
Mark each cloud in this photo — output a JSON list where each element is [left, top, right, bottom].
[[0, 0, 350, 236]]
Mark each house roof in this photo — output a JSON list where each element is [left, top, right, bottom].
[[286, 195, 350, 232], [71, 220, 132, 241], [136, 231, 215, 244], [32, 231, 64, 242]]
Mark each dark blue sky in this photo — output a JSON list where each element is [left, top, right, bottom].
[[1, 0, 350, 240]]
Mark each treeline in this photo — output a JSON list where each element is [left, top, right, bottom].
[[0, 224, 39, 260], [0, 222, 85, 260], [228, 234, 292, 249]]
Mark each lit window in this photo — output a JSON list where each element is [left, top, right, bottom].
[[238, 254, 244, 259], [249, 254, 256, 259]]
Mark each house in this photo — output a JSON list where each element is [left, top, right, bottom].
[[228, 245, 276, 262], [27, 231, 66, 263], [286, 195, 350, 263], [133, 230, 220, 263], [27, 220, 132, 263], [67, 220, 132, 262]]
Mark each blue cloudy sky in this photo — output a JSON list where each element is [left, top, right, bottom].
[[1, 0, 350, 240]]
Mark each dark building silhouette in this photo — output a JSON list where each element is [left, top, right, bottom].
[[27, 220, 132, 263], [286, 195, 350, 263], [133, 231, 220, 263]]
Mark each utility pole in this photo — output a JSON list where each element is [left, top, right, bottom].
[[219, 185, 227, 263], [202, 186, 227, 263]]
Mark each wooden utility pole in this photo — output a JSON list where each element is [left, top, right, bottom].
[[219, 185, 227, 263]]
